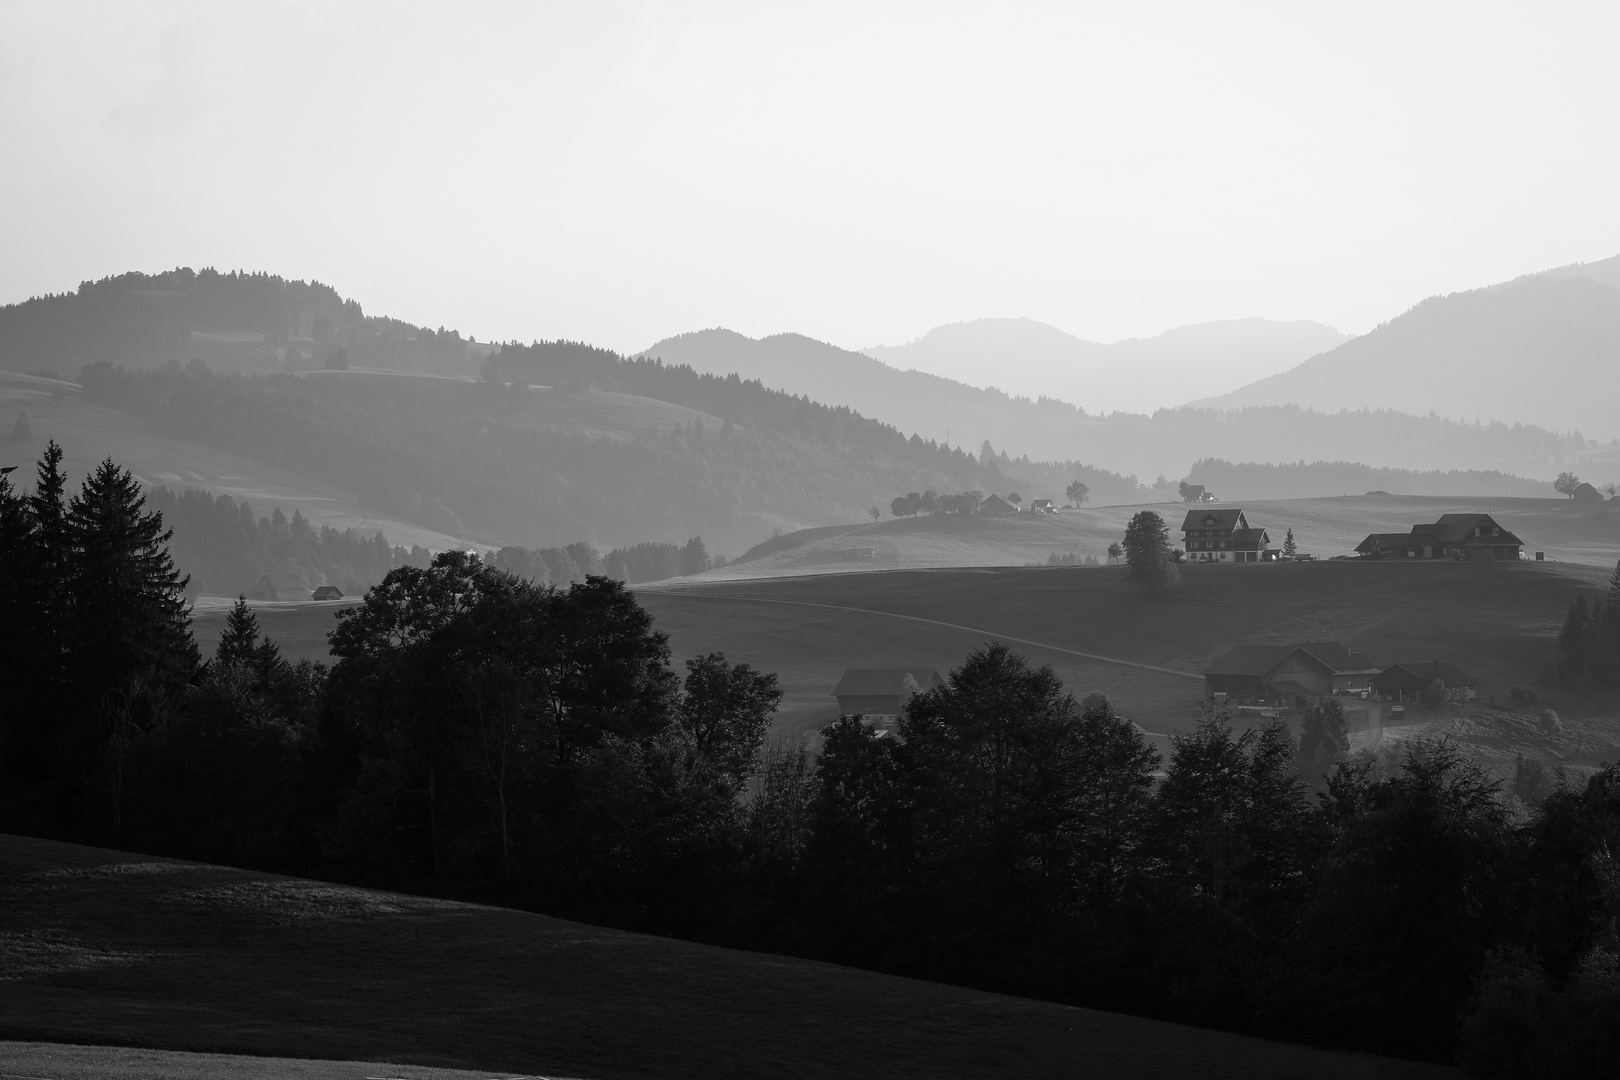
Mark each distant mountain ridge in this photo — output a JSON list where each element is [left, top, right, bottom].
[[1193, 269, 1620, 441], [863, 316, 1349, 414], [638, 327, 1584, 481]]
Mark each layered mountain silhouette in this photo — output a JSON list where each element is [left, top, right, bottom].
[[1195, 261, 1620, 442], [864, 317, 1348, 414]]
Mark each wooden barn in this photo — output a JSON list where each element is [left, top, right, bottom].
[[249, 573, 307, 602], [1372, 661, 1478, 703], [312, 585, 344, 601], [1203, 642, 1380, 708]]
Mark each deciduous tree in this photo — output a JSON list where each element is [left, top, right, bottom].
[[1122, 510, 1179, 591]]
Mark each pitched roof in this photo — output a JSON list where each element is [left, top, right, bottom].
[[1206, 641, 1376, 678], [1374, 661, 1478, 687], [1232, 527, 1270, 545], [1356, 532, 1414, 553], [1181, 508, 1247, 532], [1295, 641, 1378, 672], [833, 669, 945, 697], [258, 573, 305, 590], [980, 494, 1015, 514], [1432, 514, 1523, 544]]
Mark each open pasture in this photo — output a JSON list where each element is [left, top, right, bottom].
[[0, 834, 1451, 1080], [710, 494, 1620, 578], [197, 559, 1614, 748], [641, 558, 1614, 739]]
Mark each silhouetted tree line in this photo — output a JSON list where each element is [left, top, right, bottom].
[[1553, 563, 1620, 686], [888, 490, 985, 516], [147, 485, 434, 596], [1185, 457, 1550, 500], [3, 444, 1617, 1075]]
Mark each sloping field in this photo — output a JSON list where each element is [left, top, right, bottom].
[[194, 560, 1615, 749], [712, 495, 1620, 579], [0, 834, 1450, 1080], [0, 370, 469, 552], [639, 559, 1615, 740]]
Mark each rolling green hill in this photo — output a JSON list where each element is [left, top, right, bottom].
[[0, 833, 1452, 1080]]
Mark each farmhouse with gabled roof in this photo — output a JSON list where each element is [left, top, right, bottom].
[[1181, 507, 1274, 563], [833, 668, 945, 726], [1204, 642, 1380, 707], [1355, 513, 1522, 561]]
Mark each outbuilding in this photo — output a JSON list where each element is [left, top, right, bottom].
[[312, 585, 344, 600], [249, 573, 307, 602], [1371, 661, 1478, 703]]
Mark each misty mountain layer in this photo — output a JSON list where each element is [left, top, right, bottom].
[[639, 328, 1584, 480], [863, 316, 1349, 413], [1196, 273, 1620, 442]]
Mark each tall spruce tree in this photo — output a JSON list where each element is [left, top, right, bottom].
[[65, 458, 198, 714], [216, 596, 261, 668]]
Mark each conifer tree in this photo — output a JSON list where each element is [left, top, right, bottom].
[[215, 596, 261, 668], [65, 457, 197, 710]]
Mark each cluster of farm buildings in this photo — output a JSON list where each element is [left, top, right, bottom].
[[833, 646, 1475, 726], [1181, 508, 1527, 563]]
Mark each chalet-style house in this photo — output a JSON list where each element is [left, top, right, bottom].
[[249, 573, 306, 602], [833, 669, 945, 726], [980, 494, 1016, 516], [1372, 661, 1478, 703], [1030, 498, 1056, 514], [1355, 514, 1523, 561], [1181, 508, 1274, 563], [312, 585, 344, 601], [1204, 642, 1380, 708]]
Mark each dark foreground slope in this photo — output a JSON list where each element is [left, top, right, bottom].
[[0, 834, 1448, 1080]]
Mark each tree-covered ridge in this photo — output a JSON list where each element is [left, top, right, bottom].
[[0, 268, 478, 377], [73, 356, 1142, 551], [1186, 457, 1552, 500]]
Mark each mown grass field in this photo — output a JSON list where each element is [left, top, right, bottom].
[[0, 834, 1452, 1080], [198, 558, 1617, 770], [711, 494, 1620, 577]]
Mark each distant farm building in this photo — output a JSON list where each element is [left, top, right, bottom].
[[1573, 482, 1604, 502], [1355, 513, 1523, 561], [1030, 498, 1056, 514], [1181, 508, 1275, 563], [979, 494, 1017, 516], [1371, 661, 1479, 703], [833, 669, 945, 726], [249, 573, 307, 601], [312, 585, 344, 600], [1204, 642, 1380, 708]]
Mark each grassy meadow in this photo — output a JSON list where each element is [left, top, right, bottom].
[[195, 557, 1619, 779], [0, 834, 1453, 1080], [713, 494, 1620, 577]]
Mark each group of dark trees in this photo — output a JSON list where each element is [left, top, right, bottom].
[[1184, 458, 1552, 501], [149, 485, 436, 596], [888, 490, 989, 516], [1554, 564, 1620, 686], [4, 442, 1618, 1075]]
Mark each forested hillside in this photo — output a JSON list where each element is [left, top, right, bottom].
[[0, 268, 482, 377], [639, 328, 1586, 479], [1185, 458, 1552, 500], [74, 350, 1143, 553]]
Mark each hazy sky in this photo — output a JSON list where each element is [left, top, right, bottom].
[[3, 1, 1618, 355]]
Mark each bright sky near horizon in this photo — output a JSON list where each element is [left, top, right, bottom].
[[2, 1, 1618, 355]]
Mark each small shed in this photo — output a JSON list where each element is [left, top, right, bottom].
[[833, 669, 945, 723], [1371, 661, 1478, 703], [312, 585, 344, 601], [249, 573, 307, 602]]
